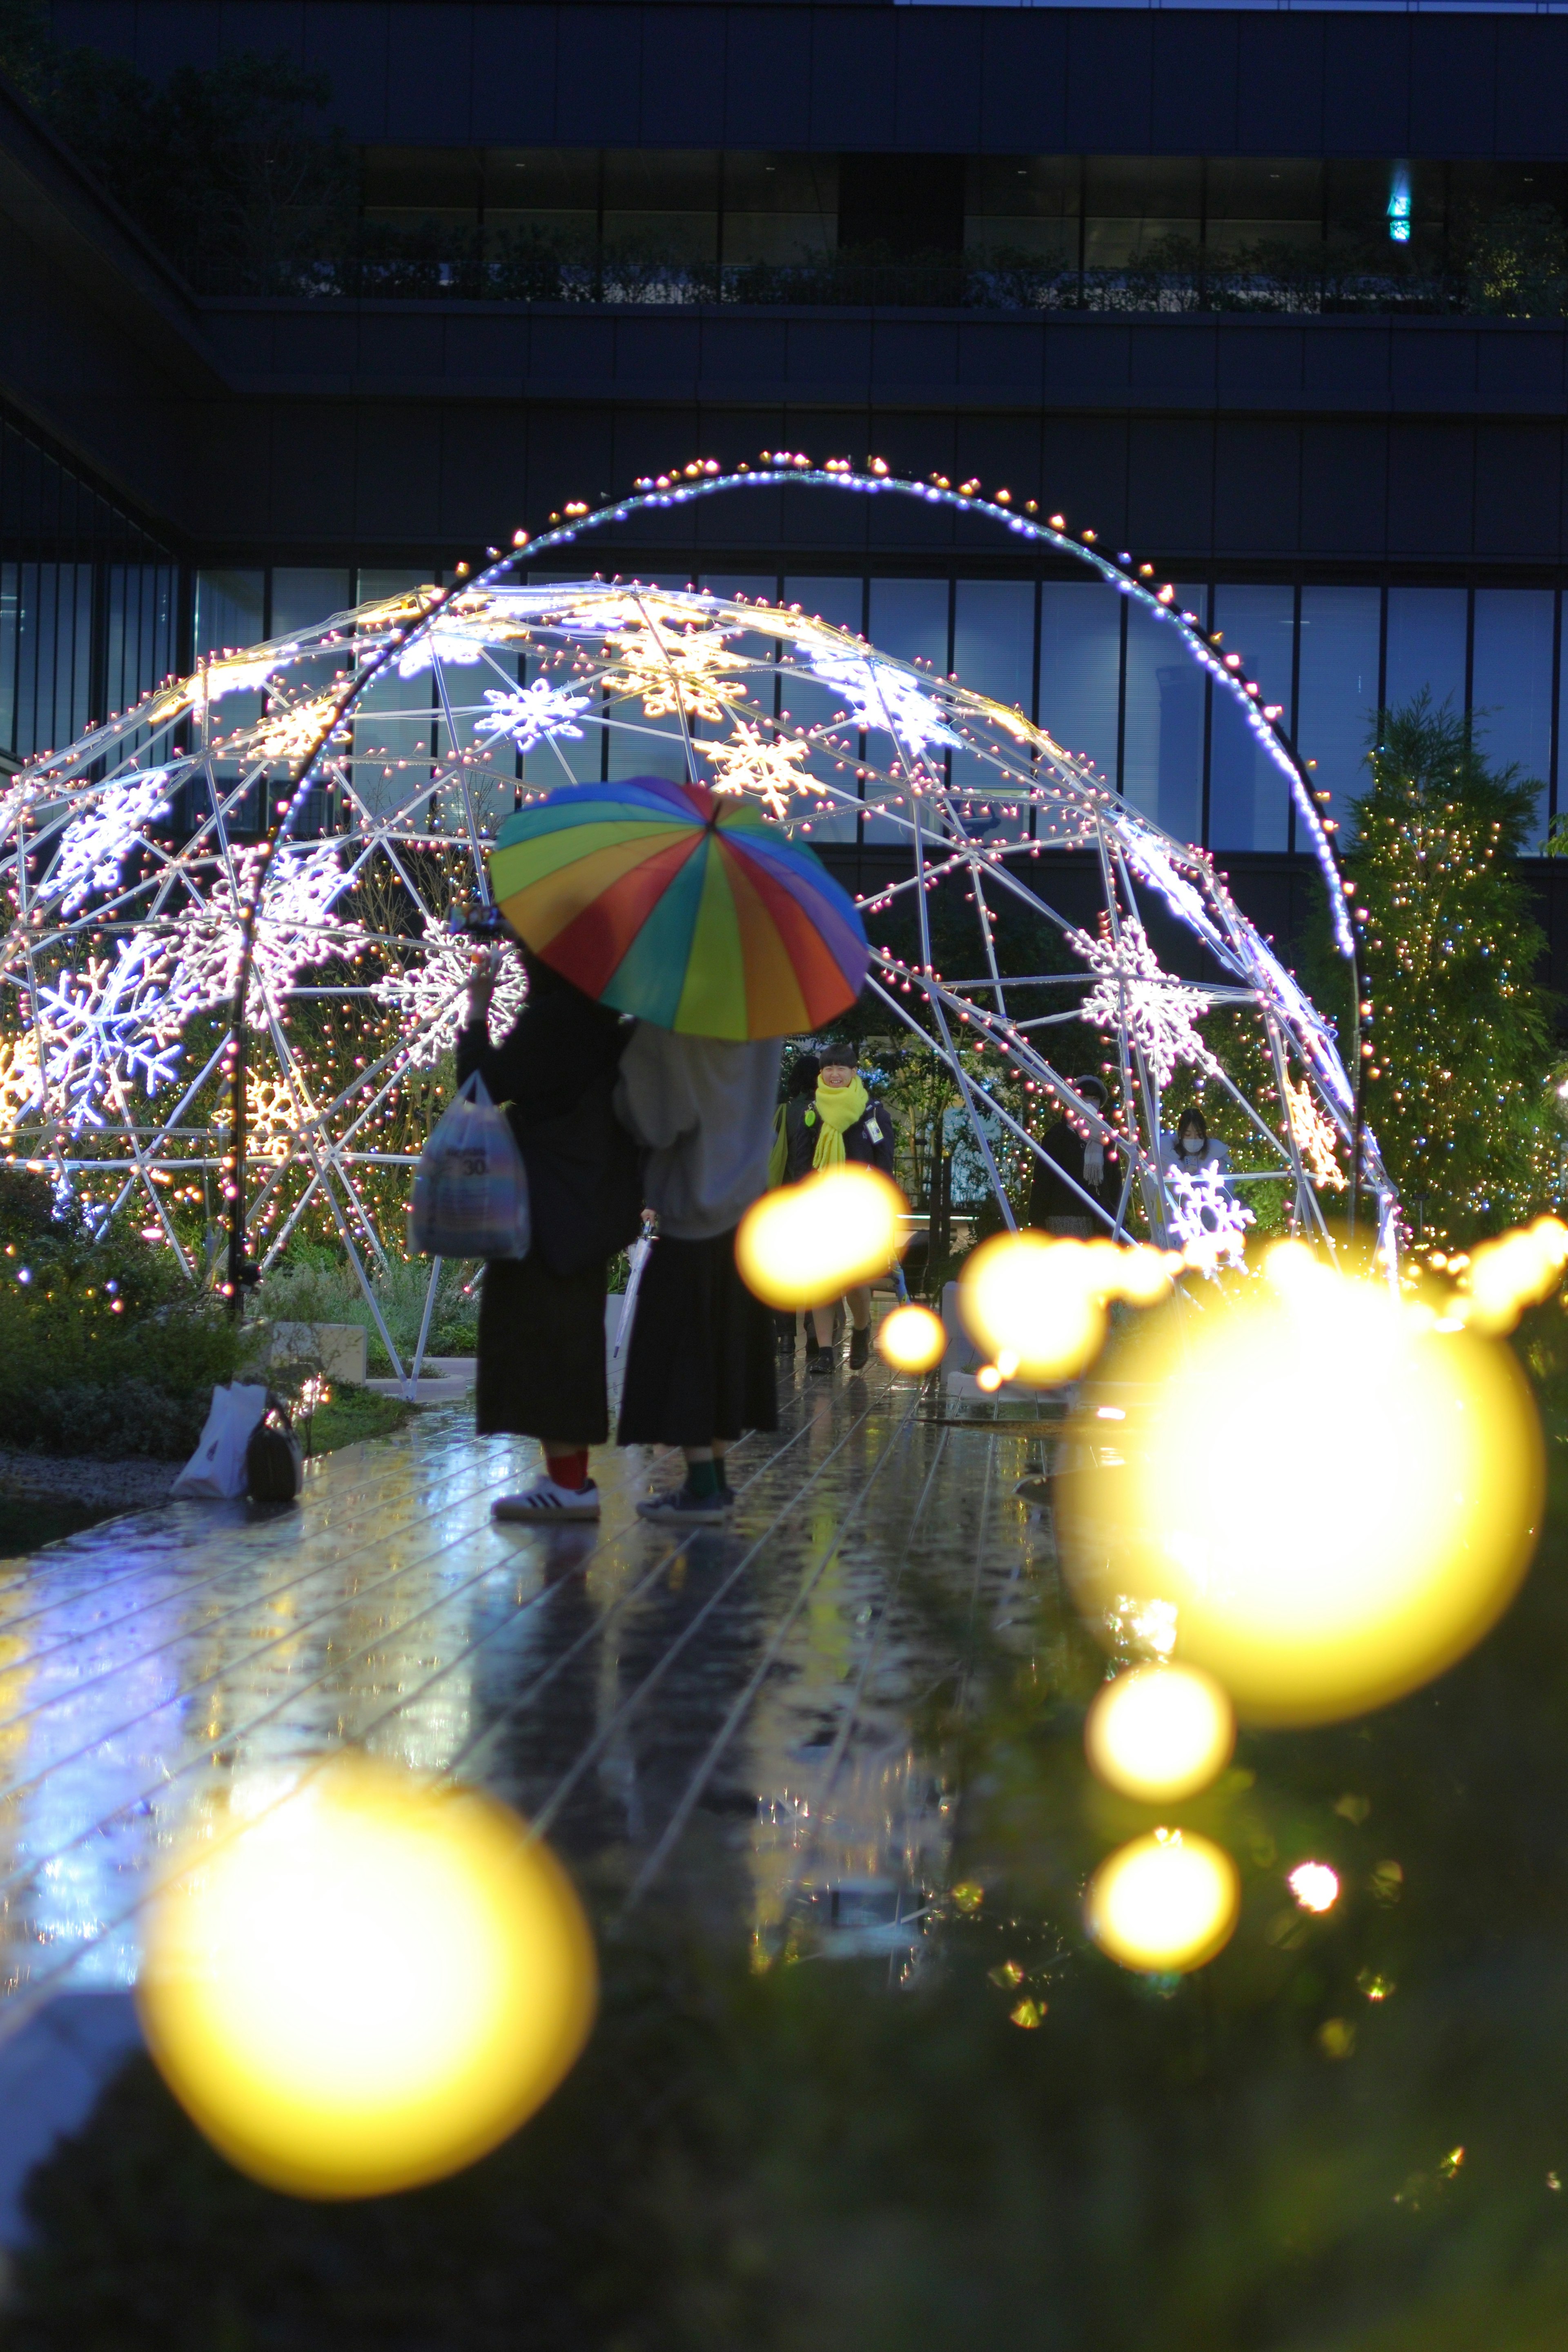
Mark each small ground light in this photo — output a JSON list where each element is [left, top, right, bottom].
[[137, 1756, 597, 2199], [735, 1164, 905, 1311], [876, 1301, 946, 1373], [1288, 1861, 1341, 1913], [1085, 1828, 1240, 1974], [1085, 1663, 1236, 1804]]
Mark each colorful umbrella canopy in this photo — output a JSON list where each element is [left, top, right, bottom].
[[487, 775, 869, 1039]]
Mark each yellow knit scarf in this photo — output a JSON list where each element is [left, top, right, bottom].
[[810, 1074, 868, 1169]]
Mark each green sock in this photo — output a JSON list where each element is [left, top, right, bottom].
[[714, 1457, 731, 1494], [686, 1457, 721, 1499]]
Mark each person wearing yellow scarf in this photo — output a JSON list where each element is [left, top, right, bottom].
[[807, 1069, 868, 1167], [779, 1045, 896, 1374]]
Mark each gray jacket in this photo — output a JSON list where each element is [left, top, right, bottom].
[[614, 1027, 784, 1240]]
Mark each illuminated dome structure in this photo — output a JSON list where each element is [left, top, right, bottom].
[[0, 463, 1392, 1375]]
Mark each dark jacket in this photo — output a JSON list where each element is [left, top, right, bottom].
[[1027, 1114, 1120, 1227], [782, 1090, 897, 1185], [456, 962, 641, 1276]]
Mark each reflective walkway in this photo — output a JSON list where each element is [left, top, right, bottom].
[[0, 1358, 1045, 2029]]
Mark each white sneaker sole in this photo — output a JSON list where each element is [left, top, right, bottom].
[[492, 1496, 601, 1523]]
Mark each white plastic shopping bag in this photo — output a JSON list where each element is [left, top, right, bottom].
[[409, 1074, 531, 1261], [172, 1382, 269, 1499]]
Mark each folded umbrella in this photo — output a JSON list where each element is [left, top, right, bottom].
[[487, 775, 869, 1040]]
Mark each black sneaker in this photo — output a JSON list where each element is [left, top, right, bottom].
[[808, 1350, 835, 1377], [848, 1324, 871, 1370], [636, 1483, 731, 1526]]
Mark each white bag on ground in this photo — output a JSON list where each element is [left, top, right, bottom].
[[173, 1383, 270, 1499], [409, 1074, 531, 1261]]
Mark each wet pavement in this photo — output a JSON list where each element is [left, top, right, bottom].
[[0, 1353, 1045, 2032]]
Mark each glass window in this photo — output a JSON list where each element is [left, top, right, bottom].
[[965, 156, 1078, 265], [195, 570, 264, 662], [103, 564, 177, 729], [271, 568, 352, 638], [1084, 157, 1200, 268], [1472, 587, 1553, 847], [8, 564, 92, 762], [362, 147, 481, 232], [721, 155, 837, 267], [603, 150, 719, 265], [352, 570, 437, 821], [1205, 159, 1323, 256], [1039, 580, 1120, 791], [0, 562, 16, 760], [781, 576, 864, 844], [483, 148, 597, 247], [951, 579, 1035, 843], [1123, 584, 1210, 845], [866, 579, 949, 841], [1385, 586, 1468, 722], [1296, 586, 1381, 841], [1209, 585, 1295, 853]]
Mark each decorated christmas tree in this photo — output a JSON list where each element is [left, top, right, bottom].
[[1348, 696, 1559, 1245]]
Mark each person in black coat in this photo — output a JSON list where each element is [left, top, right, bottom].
[[781, 1040, 898, 1373], [1027, 1074, 1120, 1236], [457, 945, 641, 1523]]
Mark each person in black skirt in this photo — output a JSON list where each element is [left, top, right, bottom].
[[769, 1050, 820, 1359], [613, 1025, 782, 1527], [781, 1040, 897, 1373], [458, 947, 641, 1522]]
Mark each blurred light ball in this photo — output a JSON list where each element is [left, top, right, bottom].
[[1059, 1243, 1543, 1725], [960, 1234, 1107, 1383], [736, 1165, 905, 1310], [1288, 1861, 1340, 1913], [877, 1301, 946, 1373], [1084, 1663, 1236, 1803], [1085, 1829, 1240, 1973], [138, 1758, 597, 2198]]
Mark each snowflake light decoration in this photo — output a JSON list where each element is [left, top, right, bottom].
[[0, 460, 1391, 1385], [474, 679, 589, 754], [1165, 1163, 1255, 1276], [803, 645, 962, 758], [1284, 1076, 1348, 1192], [1070, 916, 1221, 1092], [699, 723, 813, 818], [601, 617, 749, 724], [374, 920, 529, 1072]]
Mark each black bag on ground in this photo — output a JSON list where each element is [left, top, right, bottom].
[[246, 1395, 303, 1504]]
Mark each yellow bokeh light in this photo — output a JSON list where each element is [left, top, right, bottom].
[[960, 1234, 1175, 1385], [1084, 1662, 1236, 1803], [137, 1758, 597, 2199], [1085, 1829, 1240, 1973], [1457, 1214, 1568, 1334], [1059, 1241, 1543, 1725], [876, 1301, 947, 1373], [735, 1165, 905, 1310]]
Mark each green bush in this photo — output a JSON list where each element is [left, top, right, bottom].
[[0, 1181, 245, 1457]]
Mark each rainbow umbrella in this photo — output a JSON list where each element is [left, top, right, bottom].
[[487, 775, 869, 1039]]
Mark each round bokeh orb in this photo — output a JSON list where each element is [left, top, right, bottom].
[[137, 1756, 597, 2199], [1059, 1245, 1544, 1725]]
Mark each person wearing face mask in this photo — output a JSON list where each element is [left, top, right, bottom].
[[1027, 1076, 1120, 1237], [782, 1040, 896, 1373], [1160, 1105, 1234, 1194]]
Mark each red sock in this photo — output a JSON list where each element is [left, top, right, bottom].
[[547, 1450, 589, 1491]]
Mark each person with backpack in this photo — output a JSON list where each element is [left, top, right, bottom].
[[781, 1040, 896, 1374], [459, 945, 642, 1522]]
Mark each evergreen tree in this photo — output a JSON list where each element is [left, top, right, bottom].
[[1348, 696, 1559, 1245]]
